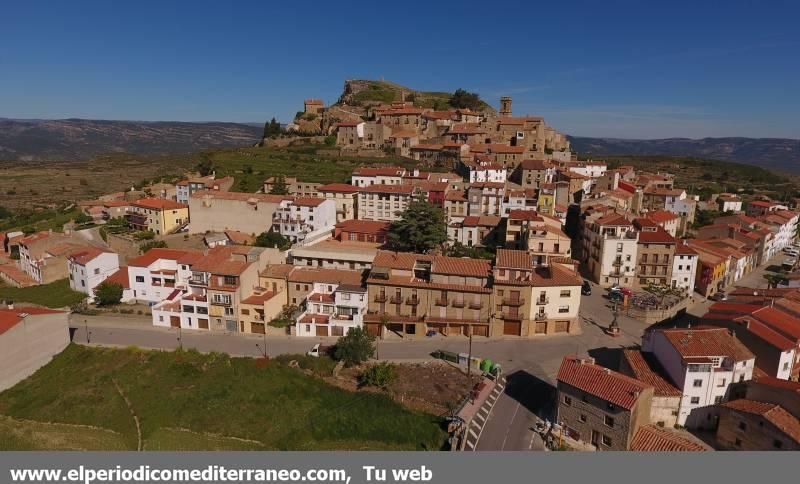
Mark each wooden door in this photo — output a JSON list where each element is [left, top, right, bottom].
[[170, 316, 180, 328], [503, 320, 521, 336], [316, 325, 329, 337], [554, 320, 569, 333], [198, 318, 209, 330], [251, 322, 265, 334]]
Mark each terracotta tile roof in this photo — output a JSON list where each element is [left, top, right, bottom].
[[458, 215, 501, 227], [528, 264, 583, 287], [495, 249, 532, 270], [372, 251, 432, 270], [351, 166, 405, 177], [557, 356, 652, 411], [102, 201, 130, 207], [630, 426, 708, 452], [411, 143, 444, 151], [519, 159, 551, 170], [750, 306, 800, 340], [241, 291, 276, 305], [595, 213, 632, 227], [752, 376, 800, 394], [647, 210, 680, 224], [224, 230, 256, 245], [317, 183, 361, 193], [105, 266, 130, 289], [422, 111, 455, 120], [299, 313, 330, 325], [733, 316, 797, 351], [292, 197, 326, 208], [260, 263, 295, 279], [637, 227, 676, 244], [335, 219, 389, 235], [0, 263, 37, 287], [0, 307, 64, 336], [67, 247, 112, 265], [189, 246, 258, 276], [675, 241, 698, 256], [721, 399, 800, 443], [388, 130, 418, 138], [448, 123, 486, 134], [749, 200, 775, 208], [128, 248, 202, 268], [621, 350, 681, 397], [469, 182, 506, 190], [336, 121, 360, 127], [131, 198, 187, 210], [445, 191, 467, 202], [308, 292, 335, 304], [658, 327, 755, 362], [644, 187, 685, 197], [190, 190, 289, 203], [19, 231, 61, 246], [432, 256, 491, 278]]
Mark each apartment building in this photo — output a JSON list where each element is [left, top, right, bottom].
[[645, 210, 680, 237], [633, 219, 676, 288], [127, 198, 189, 235], [333, 219, 388, 245], [447, 215, 502, 248], [316, 183, 361, 222], [356, 184, 415, 222], [642, 327, 755, 427], [17, 231, 89, 285], [505, 210, 571, 265], [511, 159, 554, 190], [492, 249, 583, 337], [365, 251, 493, 338], [690, 243, 728, 298], [582, 213, 639, 287], [272, 197, 336, 244], [262, 177, 320, 197], [295, 282, 368, 337], [467, 182, 505, 217], [350, 166, 406, 187], [444, 191, 469, 222], [176, 175, 234, 204], [716, 399, 800, 450], [620, 350, 682, 428], [288, 239, 379, 271], [67, 247, 120, 300], [557, 356, 654, 451], [188, 191, 289, 235], [672, 241, 699, 291], [457, 159, 507, 184]]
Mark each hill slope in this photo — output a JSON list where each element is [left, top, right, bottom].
[[337, 80, 496, 114], [0, 118, 263, 161], [569, 136, 800, 173]]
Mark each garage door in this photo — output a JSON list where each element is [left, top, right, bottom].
[[554, 320, 570, 333], [316, 325, 329, 337], [448, 324, 465, 336], [331, 326, 344, 337], [365, 323, 380, 337], [534, 321, 547, 334], [471, 325, 489, 337], [170, 316, 180, 328], [251, 322, 265, 334], [198, 318, 209, 330], [503, 320, 521, 336]]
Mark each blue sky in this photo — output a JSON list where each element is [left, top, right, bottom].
[[1, 0, 799, 138]]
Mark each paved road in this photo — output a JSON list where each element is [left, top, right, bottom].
[[68, 255, 779, 451]]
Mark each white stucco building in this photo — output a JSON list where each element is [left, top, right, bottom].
[[642, 327, 755, 427], [67, 248, 120, 300], [582, 213, 639, 287], [295, 281, 367, 337], [671, 241, 699, 291], [272, 198, 337, 244]]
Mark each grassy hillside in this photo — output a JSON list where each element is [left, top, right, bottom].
[[0, 345, 446, 450]]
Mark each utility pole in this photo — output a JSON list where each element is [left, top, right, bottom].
[[84, 319, 90, 344], [467, 326, 473, 377], [177, 325, 183, 350]]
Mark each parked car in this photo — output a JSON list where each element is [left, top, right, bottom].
[[307, 344, 331, 357], [709, 292, 728, 301], [581, 281, 592, 296], [610, 284, 632, 296]]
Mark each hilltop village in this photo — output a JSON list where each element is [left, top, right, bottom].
[[2, 90, 800, 452]]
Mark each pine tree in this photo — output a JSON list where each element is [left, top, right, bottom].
[[269, 175, 289, 195]]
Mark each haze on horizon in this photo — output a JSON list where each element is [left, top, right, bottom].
[[2, 0, 799, 139]]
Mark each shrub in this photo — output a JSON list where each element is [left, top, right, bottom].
[[140, 240, 167, 253], [94, 282, 124, 306], [359, 362, 397, 388], [133, 230, 156, 241], [334, 327, 375, 367]]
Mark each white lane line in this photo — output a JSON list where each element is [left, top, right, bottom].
[[499, 400, 521, 451]]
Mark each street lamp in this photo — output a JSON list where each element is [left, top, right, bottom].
[[606, 302, 620, 337], [177, 325, 183, 350], [256, 330, 267, 358], [84, 319, 91, 344]]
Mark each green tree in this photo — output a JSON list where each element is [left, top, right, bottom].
[[94, 282, 124, 306], [763, 272, 788, 289], [195, 159, 214, 177], [269, 175, 289, 195], [386, 197, 447, 253], [73, 212, 92, 225], [262, 117, 283, 138], [359, 362, 398, 388], [140, 240, 167, 253], [449, 88, 482, 110], [334, 327, 375, 367], [0, 206, 12, 219], [255, 231, 291, 250]]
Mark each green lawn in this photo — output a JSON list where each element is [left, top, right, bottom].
[[0, 415, 128, 451], [0, 345, 446, 451], [0, 279, 84, 308]]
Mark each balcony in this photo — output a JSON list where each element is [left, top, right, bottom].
[[189, 277, 207, 286], [534, 313, 547, 321], [451, 299, 466, 308], [435, 298, 448, 307], [389, 295, 403, 304], [406, 297, 420, 305], [211, 298, 232, 306], [468, 301, 483, 310], [374, 294, 387, 303], [612, 260, 623, 267], [536, 297, 550, 305], [501, 312, 523, 321], [502, 297, 525, 306]]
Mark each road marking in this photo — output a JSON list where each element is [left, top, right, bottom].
[[499, 400, 521, 451]]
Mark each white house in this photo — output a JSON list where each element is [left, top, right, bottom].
[[716, 194, 743, 213], [642, 327, 755, 427], [295, 282, 367, 337], [351, 167, 406, 188], [582, 213, 639, 287], [460, 159, 507, 184], [272, 198, 337, 244], [671, 241, 699, 291], [67, 247, 120, 300], [568, 161, 607, 179], [126, 248, 201, 304]]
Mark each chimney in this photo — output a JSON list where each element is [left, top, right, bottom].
[[311, 317, 316, 324]]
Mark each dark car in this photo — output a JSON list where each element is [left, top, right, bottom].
[[581, 280, 592, 296]]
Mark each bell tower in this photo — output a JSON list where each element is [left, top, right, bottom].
[[500, 96, 512, 116]]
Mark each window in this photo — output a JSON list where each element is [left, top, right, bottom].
[[560, 290, 571, 298], [735, 438, 742, 447], [604, 416, 614, 428], [94, 268, 100, 275], [563, 395, 572, 406], [693, 379, 703, 387], [714, 396, 723, 404], [558, 306, 569, 313], [738, 421, 747, 431], [773, 439, 783, 449], [690, 397, 700, 405], [579, 414, 587, 423], [135, 276, 145, 283], [601, 435, 612, 447]]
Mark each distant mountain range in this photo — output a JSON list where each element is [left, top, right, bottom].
[[1, 117, 798, 175], [0, 118, 263, 161], [569, 136, 800, 173]]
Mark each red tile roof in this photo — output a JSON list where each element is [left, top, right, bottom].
[[105, 266, 130, 289], [557, 356, 652, 410], [67, 247, 112, 265], [128, 248, 202, 268], [317, 183, 361, 193], [0, 307, 64, 335], [132, 198, 188, 210], [595, 213, 632, 226], [495, 249, 532, 270], [431, 256, 491, 278], [241, 291, 276, 305], [630, 426, 708, 452], [519, 159, 551, 171], [622, 350, 681, 397], [637, 227, 676, 244], [721, 399, 800, 443], [335, 219, 389, 235], [658, 327, 755, 362], [646, 210, 680, 224], [292, 197, 326, 208], [351, 166, 405, 177], [359, 184, 415, 195]]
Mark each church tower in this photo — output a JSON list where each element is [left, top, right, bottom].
[[500, 96, 512, 116]]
